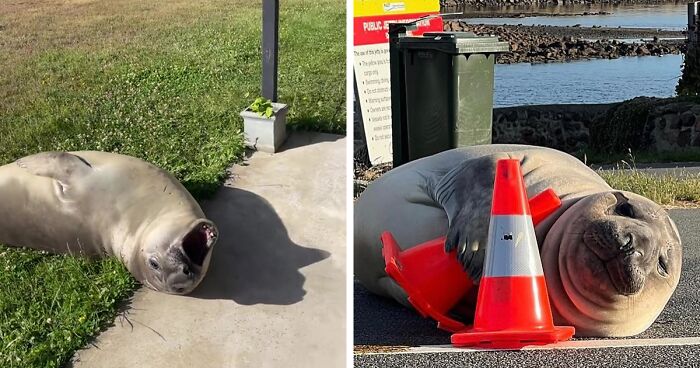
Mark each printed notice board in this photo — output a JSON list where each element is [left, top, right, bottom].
[[354, 0, 443, 165]]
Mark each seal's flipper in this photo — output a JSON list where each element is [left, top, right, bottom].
[[15, 152, 92, 192], [431, 153, 511, 282]]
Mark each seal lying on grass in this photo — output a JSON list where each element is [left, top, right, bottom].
[[0, 151, 218, 295], [355, 145, 682, 337]]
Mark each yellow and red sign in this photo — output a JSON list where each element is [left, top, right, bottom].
[[353, 0, 442, 164]]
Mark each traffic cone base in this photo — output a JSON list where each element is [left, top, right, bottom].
[[451, 326, 575, 349], [451, 275, 575, 348]]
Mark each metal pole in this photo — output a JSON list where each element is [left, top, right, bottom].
[[262, 0, 279, 101], [690, 1, 699, 44]]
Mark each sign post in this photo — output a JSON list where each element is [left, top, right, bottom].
[[262, 0, 280, 101], [353, 0, 443, 165]]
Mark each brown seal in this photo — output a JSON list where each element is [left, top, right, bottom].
[[355, 145, 682, 336]]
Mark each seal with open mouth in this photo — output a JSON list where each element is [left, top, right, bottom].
[[0, 151, 218, 295], [355, 144, 682, 336]]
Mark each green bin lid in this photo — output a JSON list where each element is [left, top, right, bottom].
[[398, 32, 510, 54]]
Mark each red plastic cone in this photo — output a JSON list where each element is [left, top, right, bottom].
[[450, 159, 574, 348], [381, 186, 562, 333], [382, 233, 470, 332]]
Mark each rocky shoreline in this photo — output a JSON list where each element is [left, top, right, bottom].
[[444, 10, 613, 18], [445, 21, 686, 64], [442, 0, 682, 8]]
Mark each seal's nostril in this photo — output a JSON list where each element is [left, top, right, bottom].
[[182, 266, 190, 276], [619, 234, 634, 253]]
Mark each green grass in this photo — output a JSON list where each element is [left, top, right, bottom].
[[599, 169, 700, 207], [580, 149, 700, 166], [0, 251, 135, 367], [0, 0, 344, 365]]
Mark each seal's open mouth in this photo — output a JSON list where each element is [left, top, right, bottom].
[[182, 223, 216, 266]]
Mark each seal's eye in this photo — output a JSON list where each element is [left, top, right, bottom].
[[658, 255, 669, 277], [615, 202, 636, 218], [148, 258, 160, 271]]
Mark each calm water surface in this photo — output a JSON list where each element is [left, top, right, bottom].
[[493, 55, 683, 107]]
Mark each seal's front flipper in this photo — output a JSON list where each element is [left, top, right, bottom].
[[431, 153, 511, 283], [16, 152, 92, 188]]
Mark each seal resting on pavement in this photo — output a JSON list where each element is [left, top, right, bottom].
[[0, 151, 218, 295], [355, 145, 682, 337]]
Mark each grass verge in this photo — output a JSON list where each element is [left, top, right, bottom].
[[580, 149, 700, 166], [355, 164, 700, 208], [598, 169, 700, 208], [0, 0, 344, 365]]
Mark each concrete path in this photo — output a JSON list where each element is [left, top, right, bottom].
[[354, 209, 700, 367], [72, 132, 347, 368]]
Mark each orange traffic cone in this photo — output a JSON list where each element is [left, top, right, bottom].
[[382, 233, 469, 332], [381, 188, 562, 333], [450, 159, 574, 348]]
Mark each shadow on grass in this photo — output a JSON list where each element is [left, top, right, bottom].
[[190, 187, 330, 305]]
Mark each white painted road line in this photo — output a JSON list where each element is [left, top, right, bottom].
[[356, 337, 700, 355]]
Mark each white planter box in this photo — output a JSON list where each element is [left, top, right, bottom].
[[240, 102, 288, 153]]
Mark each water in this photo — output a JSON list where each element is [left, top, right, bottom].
[[456, 3, 687, 30], [493, 55, 683, 107]]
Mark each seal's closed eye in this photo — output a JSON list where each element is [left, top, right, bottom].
[[148, 257, 160, 271]]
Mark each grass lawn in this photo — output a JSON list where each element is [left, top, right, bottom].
[[0, 0, 344, 366]]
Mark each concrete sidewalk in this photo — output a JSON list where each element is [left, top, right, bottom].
[[72, 132, 347, 368], [354, 209, 700, 367]]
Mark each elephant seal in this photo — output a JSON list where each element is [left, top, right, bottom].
[[0, 151, 219, 295], [355, 144, 682, 337]]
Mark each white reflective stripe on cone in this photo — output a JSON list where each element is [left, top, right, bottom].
[[482, 215, 543, 277]]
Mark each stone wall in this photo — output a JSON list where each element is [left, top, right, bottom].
[[648, 99, 700, 150], [493, 97, 700, 155], [492, 104, 611, 152], [354, 97, 700, 165]]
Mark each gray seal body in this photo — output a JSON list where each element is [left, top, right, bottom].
[[0, 151, 218, 294]]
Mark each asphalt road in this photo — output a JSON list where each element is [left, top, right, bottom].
[[354, 209, 700, 367]]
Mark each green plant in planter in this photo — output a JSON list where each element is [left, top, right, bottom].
[[249, 97, 275, 118]]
